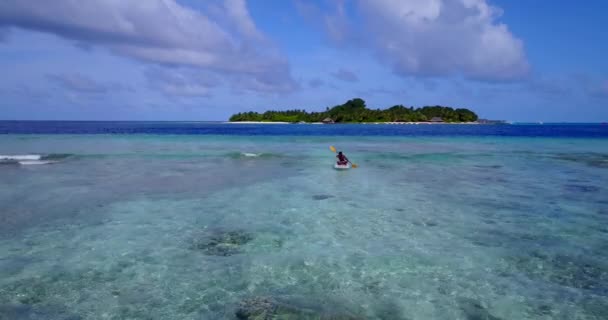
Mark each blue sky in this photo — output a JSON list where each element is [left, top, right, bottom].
[[0, 0, 606, 121]]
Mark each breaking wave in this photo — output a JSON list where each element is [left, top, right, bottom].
[[0, 154, 72, 165]]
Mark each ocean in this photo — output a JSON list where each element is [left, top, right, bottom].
[[1, 122, 607, 319]]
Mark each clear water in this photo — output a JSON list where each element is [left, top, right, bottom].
[[1, 123, 607, 319]]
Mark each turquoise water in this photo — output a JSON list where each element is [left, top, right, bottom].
[[1, 134, 607, 319]]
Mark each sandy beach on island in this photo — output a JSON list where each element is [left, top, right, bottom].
[[224, 121, 290, 124], [226, 121, 483, 125], [384, 121, 481, 125], [365, 121, 481, 125]]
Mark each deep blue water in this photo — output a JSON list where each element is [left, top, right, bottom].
[[1, 121, 608, 137]]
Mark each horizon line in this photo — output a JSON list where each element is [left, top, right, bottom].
[[0, 120, 607, 124]]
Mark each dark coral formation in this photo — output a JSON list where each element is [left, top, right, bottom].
[[0, 304, 80, 320], [412, 219, 438, 227], [191, 230, 254, 256], [235, 297, 363, 320], [458, 298, 503, 320], [508, 251, 608, 294], [563, 184, 601, 193], [554, 153, 608, 169], [235, 297, 278, 319]]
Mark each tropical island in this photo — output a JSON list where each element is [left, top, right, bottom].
[[229, 98, 482, 124]]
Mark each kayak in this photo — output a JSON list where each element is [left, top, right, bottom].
[[334, 163, 351, 170]]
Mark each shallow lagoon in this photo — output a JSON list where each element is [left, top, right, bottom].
[[1, 126, 607, 319]]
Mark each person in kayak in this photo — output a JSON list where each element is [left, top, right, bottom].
[[336, 151, 349, 165]]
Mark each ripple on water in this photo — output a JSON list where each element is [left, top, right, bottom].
[[507, 251, 608, 294], [467, 228, 563, 249], [554, 152, 608, 169]]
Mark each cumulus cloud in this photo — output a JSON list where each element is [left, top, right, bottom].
[[222, 0, 266, 42], [360, 0, 529, 81], [0, 0, 296, 93], [331, 68, 359, 82], [305, 0, 529, 81], [47, 73, 129, 94]]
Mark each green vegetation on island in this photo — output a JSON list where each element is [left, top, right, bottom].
[[229, 98, 478, 123]]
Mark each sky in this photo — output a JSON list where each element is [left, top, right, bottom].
[[0, 0, 607, 122]]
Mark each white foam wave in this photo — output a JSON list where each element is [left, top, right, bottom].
[[0, 154, 42, 161], [242, 153, 260, 157], [18, 160, 56, 165]]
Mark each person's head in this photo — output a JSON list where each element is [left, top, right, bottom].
[[338, 151, 343, 155]]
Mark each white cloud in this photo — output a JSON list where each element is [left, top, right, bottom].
[[313, 0, 530, 81], [0, 0, 296, 92], [223, 0, 266, 42], [360, 0, 529, 81]]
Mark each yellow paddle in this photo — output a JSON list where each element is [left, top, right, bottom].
[[329, 146, 358, 168]]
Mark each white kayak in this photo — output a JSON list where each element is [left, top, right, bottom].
[[334, 163, 351, 170]]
